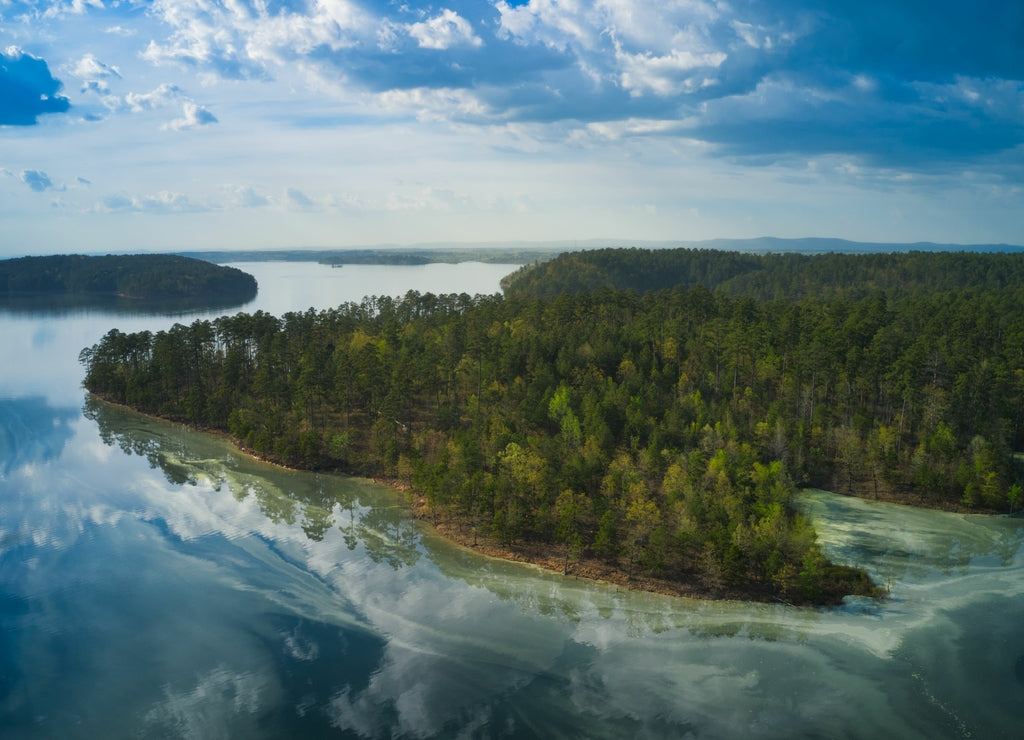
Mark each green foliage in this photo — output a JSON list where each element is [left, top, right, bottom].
[[80, 250, 1024, 604], [504, 247, 1024, 302], [0, 254, 256, 306]]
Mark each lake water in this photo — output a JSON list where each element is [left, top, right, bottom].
[[1, 262, 1022, 738]]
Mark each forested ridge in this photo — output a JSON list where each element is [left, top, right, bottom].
[[504, 247, 1024, 301], [0, 254, 257, 301], [80, 249, 1024, 604]]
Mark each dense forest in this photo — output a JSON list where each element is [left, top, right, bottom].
[[80, 249, 1024, 604], [504, 247, 1024, 301], [0, 254, 257, 304]]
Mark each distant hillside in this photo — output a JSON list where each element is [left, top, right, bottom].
[[674, 236, 1024, 254], [174, 246, 561, 265], [0, 254, 257, 310], [174, 237, 1023, 268], [502, 247, 1024, 300]]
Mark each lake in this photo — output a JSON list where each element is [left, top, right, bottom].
[[1, 261, 1022, 738]]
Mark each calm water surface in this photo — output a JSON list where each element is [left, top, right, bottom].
[[1, 262, 1022, 738]]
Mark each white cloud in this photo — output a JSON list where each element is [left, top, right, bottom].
[[104, 25, 137, 37], [125, 84, 182, 112], [71, 53, 122, 81], [616, 45, 726, 97], [407, 9, 482, 50], [384, 186, 467, 213], [581, 117, 688, 141], [731, 20, 773, 51], [99, 191, 205, 213], [851, 74, 877, 93], [163, 101, 218, 130], [141, 0, 374, 77], [140, 190, 201, 211], [374, 87, 490, 122], [494, 0, 596, 51], [495, 0, 721, 53], [41, 0, 104, 19], [601, 0, 722, 48], [226, 185, 270, 208]]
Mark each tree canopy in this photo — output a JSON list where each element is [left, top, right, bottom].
[[80, 249, 1024, 604], [504, 247, 1024, 301], [1, 254, 257, 306]]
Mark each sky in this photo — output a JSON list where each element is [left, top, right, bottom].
[[1, 0, 1023, 256]]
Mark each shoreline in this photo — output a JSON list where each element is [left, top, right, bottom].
[[402, 486, 779, 603], [92, 395, 930, 605], [90, 397, 796, 603], [813, 475, 1008, 516]]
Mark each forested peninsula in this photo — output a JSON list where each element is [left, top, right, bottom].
[[80, 248, 1024, 605], [1, 254, 257, 309]]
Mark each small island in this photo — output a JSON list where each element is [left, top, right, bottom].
[[80, 248, 1024, 605], [0, 254, 257, 311]]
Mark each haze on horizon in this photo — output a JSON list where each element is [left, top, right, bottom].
[[2, 1, 1023, 257]]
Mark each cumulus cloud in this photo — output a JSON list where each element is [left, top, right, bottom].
[[40, 0, 103, 18], [0, 47, 72, 125], [9, 0, 1022, 176], [20, 169, 55, 192], [70, 53, 122, 95], [494, 0, 597, 51], [407, 10, 482, 50], [71, 53, 121, 82], [163, 101, 218, 130], [125, 84, 182, 112], [374, 86, 491, 122], [100, 191, 206, 213], [140, 0, 373, 79], [226, 185, 270, 208], [616, 45, 727, 97]]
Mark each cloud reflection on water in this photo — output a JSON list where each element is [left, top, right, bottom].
[[3, 396, 1023, 737]]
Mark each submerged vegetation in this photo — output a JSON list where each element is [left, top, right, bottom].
[[80, 248, 1024, 604]]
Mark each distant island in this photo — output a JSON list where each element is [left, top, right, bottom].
[[0, 254, 257, 312], [80, 247, 1024, 606]]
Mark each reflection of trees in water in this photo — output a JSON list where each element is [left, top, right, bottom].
[[0, 288, 255, 315], [359, 505, 421, 569], [428, 542, 825, 639], [84, 396, 420, 568]]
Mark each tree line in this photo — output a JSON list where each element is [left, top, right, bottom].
[[80, 249, 1024, 603], [504, 247, 1024, 302], [1, 254, 257, 302]]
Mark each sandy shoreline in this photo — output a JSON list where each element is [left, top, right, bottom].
[[372, 477, 783, 604]]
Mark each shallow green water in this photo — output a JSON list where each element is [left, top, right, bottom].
[[2, 263, 1022, 738]]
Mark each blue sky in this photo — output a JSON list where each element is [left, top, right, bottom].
[[2, 0, 1023, 255]]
